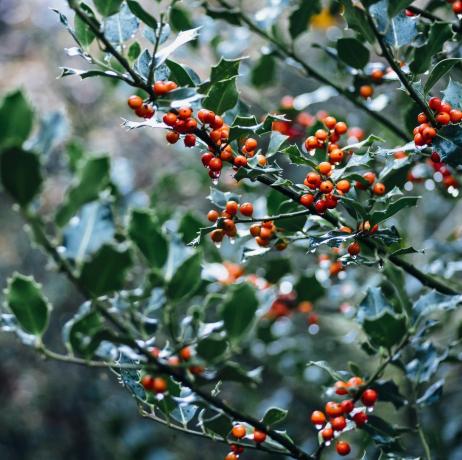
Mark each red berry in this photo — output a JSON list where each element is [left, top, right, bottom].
[[353, 411, 368, 427], [244, 138, 258, 151], [440, 102, 452, 113], [210, 229, 224, 243], [417, 112, 427, 124], [340, 399, 354, 414], [331, 416, 347, 432], [336, 440, 351, 456], [430, 151, 441, 163], [240, 202, 254, 217], [234, 155, 248, 167], [335, 381, 349, 395], [141, 375, 154, 391], [361, 389, 378, 407], [209, 157, 223, 171], [453, 1, 462, 14], [178, 106, 193, 120], [373, 182, 386, 195], [207, 210, 219, 222], [325, 402, 343, 418], [153, 81, 168, 95], [253, 430, 266, 443], [152, 377, 168, 394], [166, 131, 180, 144], [184, 133, 196, 147], [321, 427, 334, 442], [225, 453, 238, 460], [429, 97, 442, 111], [230, 444, 244, 454], [201, 152, 214, 167], [225, 201, 239, 216], [347, 242, 360, 256], [163, 112, 177, 126], [450, 109, 462, 123], [210, 115, 224, 130], [335, 121, 348, 135]]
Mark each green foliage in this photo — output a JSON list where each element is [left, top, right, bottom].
[[288, 0, 321, 39], [166, 252, 202, 301], [74, 2, 98, 47], [0, 147, 42, 206], [337, 38, 370, 69], [5, 273, 51, 336], [93, 0, 123, 17]]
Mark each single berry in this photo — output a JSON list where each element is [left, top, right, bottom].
[[179, 347, 192, 361], [359, 85, 373, 99], [240, 202, 254, 217], [232, 424, 246, 439], [141, 375, 154, 391], [347, 242, 361, 256], [325, 402, 343, 418], [361, 389, 378, 407], [321, 427, 334, 442], [166, 131, 180, 144], [371, 68, 384, 82], [331, 416, 347, 432], [335, 381, 349, 395], [208, 210, 219, 222], [225, 453, 238, 460], [372, 182, 386, 195], [152, 377, 168, 394], [163, 112, 177, 126], [314, 199, 327, 214], [335, 121, 348, 135], [311, 410, 326, 426], [234, 155, 248, 167], [210, 229, 224, 243], [253, 430, 266, 443], [300, 193, 314, 208], [184, 133, 196, 147], [245, 138, 258, 151], [209, 157, 223, 171], [336, 179, 351, 193], [319, 180, 334, 194], [353, 411, 368, 427], [226, 201, 239, 215], [429, 97, 442, 111], [336, 440, 351, 456], [340, 399, 354, 414], [128, 95, 143, 110], [324, 116, 337, 129], [319, 161, 332, 175], [249, 224, 261, 237]]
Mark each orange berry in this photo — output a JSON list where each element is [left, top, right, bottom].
[[319, 180, 334, 194], [232, 424, 246, 439], [450, 109, 462, 123], [300, 193, 314, 207], [249, 224, 261, 237], [324, 116, 337, 129], [310, 410, 326, 426], [198, 109, 211, 123], [428, 97, 442, 111], [179, 346, 192, 361], [208, 209, 219, 222], [331, 416, 347, 431], [225, 453, 238, 460], [305, 136, 319, 150], [329, 149, 344, 163], [152, 377, 168, 394], [361, 388, 378, 407], [359, 85, 374, 98], [436, 112, 451, 125], [336, 179, 350, 193], [226, 201, 239, 215], [209, 157, 223, 171], [210, 115, 224, 129], [348, 376, 364, 388], [321, 427, 333, 441], [373, 182, 386, 195], [234, 155, 248, 167], [257, 154, 267, 166], [178, 106, 192, 120], [325, 402, 343, 418], [417, 112, 427, 124], [318, 161, 332, 175], [128, 95, 143, 110], [315, 129, 328, 141], [163, 112, 177, 126], [335, 121, 348, 134], [153, 81, 168, 95], [335, 381, 349, 395], [306, 172, 322, 189], [371, 68, 384, 82], [141, 375, 154, 391], [245, 138, 258, 151]]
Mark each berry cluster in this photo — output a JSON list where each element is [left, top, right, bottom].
[[127, 80, 178, 118], [224, 424, 267, 460], [208, 200, 253, 246], [358, 66, 387, 99], [302, 116, 386, 211], [310, 377, 378, 456], [266, 293, 319, 327], [163, 106, 199, 147], [249, 220, 287, 250], [413, 97, 462, 146]]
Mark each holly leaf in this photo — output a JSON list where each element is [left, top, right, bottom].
[[357, 287, 407, 349], [424, 59, 462, 94], [5, 273, 51, 336], [288, 0, 321, 39], [74, 2, 98, 47], [79, 244, 133, 296], [221, 283, 258, 341], [55, 156, 111, 227], [262, 407, 288, 427], [128, 209, 168, 268], [442, 78, 462, 109], [0, 147, 43, 206], [202, 77, 239, 115], [416, 379, 444, 406], [94, 0, 123, 16], [0, 90, 34, 149], [432, 124, 462, 167], [126, 0, 157, 29], [337, 37, 370, 69], [166, 252, 202, 301], [103, 3, 139, 45], [412, 291, 462, 324], [410, 22, 453, 74]]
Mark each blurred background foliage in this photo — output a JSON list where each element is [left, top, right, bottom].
[[1, 1, 462, 460]]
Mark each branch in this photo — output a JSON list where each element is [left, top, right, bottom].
[[365, 8, 436, 124], [407, 6, 462, 34], [215, 0, 409, 142]]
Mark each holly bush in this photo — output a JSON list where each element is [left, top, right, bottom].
[[1, 1, 462, 459]]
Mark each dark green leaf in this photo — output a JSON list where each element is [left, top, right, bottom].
[[166, 252, 202, 301], [55, 156, 111, 227], [424, 58, 462, 94], [373, 380, 407, 409], [127, 41, 141, 62], [165, 59, 196, 87], [410, 23, 453, 74], [93, 0, 123, 16], [170, 4, 194, 32], [79, 244, 133, 296], [197, 335, 228, 361], [289, 0, 321, 39], [74, 3, 98, 47], [5, 273, 51, 336], [388, 0, 413, 18], [215, 362, 261, 386], [251, 54, 276, 88], [222, 283, 258, 340], [262, 407, 288, 427], [202, 77, 239, 115], [370, 196, 420, 225], [337, 37, 370, 69], [126, 0, 157, 29], [341, 0, 375, 43], [294, 274, 325, 302], [357, 288, 407, 349], [0, 90, 34, 149], [128, 209, 168, 268], [1, 147, 42, 206], [433, 124, 462, 167]]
